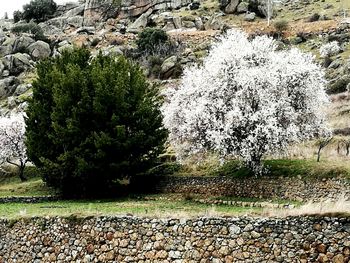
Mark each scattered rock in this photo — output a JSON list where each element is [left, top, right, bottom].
[[237, 1, 249, 13], [0, 76, 19, 98], [225, 0, 240, 14], [127, 9, 153, 33], [27, 41, 51, 61], [244, 12, 256, 21], [161, 56, 178, 78]]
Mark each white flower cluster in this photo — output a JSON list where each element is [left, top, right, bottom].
[[319, 41, 341, 58], [162, 30, 330, 174], [0, 114, 27, 166]]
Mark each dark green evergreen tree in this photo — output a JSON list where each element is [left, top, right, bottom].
[[25, 48, 167, 197], [13, 10, 23, 23], [136, 28, 169, 53], [22, 0, 57, 22]]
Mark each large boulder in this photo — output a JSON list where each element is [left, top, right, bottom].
[[0, 76, 19, 99], [126, 9, 152, 33], [0, 41, 14, 57], [99, 46, 123, 56], [225, 0, 240, 14], [161, 56, 177, 78], [0, 19, 13, 31], [236, 1, 249, 13], [0, 60, 4, 76], [244, 12, 256, 21], [83, 0, 192, 26], [219, 0, 230, 9], [205, 15, 224, 30], [64, 5, 85, 17], [84, 0, 118, 26], [12, 36, 35, 53], [1, 53, 33, 76], [14, 83, 32, 96], [0, 31, 6, 45], [45, 17, 68, 30], [67, 16, 84, 28], [27, 41, 51, 61], [39, 23, 63, 35], [194, 17, 204, 30], [56, 40, 74, 54], [248, 0, 272, 18], [55, 2, 81, 16], [221, 0, 273, 17]]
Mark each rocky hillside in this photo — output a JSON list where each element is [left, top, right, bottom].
[[0, 0, 350, 129]]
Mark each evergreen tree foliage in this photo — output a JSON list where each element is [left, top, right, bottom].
[[136, 28, 169, 53], [13, 11, 23, 23], [25, 48, 167, 197], [22, 0, 57, 22]]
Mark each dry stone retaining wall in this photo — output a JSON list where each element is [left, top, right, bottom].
[[0, 196, 57, 204], [0, 216, 350, 262], [140, 176, 350, 202]]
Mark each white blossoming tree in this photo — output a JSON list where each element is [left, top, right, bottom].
[[163, 30, 330, 174], [0, 114, 28, 181], [319, 41, 341, 58]]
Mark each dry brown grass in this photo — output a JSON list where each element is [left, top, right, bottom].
[[266, 196, 350, 218], [286, 137, 350, 161], [327, 93, 350, 130]]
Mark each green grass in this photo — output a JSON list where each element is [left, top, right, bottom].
[[2, 157, 348, 199], [212, 196, 302, 205], [0, 167, 54, 197], [276, 0, 350, 22], [168, 158, 350, 179], [264, 159, 350, 179], [0, 172, 259, 219], [0, 177, 54, 197], [223, 159, 350, 179], [0, 198, 259, 219]]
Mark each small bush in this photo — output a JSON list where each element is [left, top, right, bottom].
[[11, 22, 49, 42], [274, 20, 289, 33], [308, 13, 320, 22], [22, 0, 57, 23], [148, 55, 164, 78], [23, 166, 40, 179], [171, 63, 183, 79], [90, 38, 100, 47], [296, 31, 308, 42], [13, 11, 23, 23], [136, 28, 169, 53], [148, 55, 163, 67], [151, 65, 162, 78], [328, 76, 350, 94], [319, 41, 341, 58]]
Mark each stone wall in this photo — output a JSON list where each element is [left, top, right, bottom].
[[134, 176, 350, 202], [0, 216, 349, 262], [0, 196, 57, 204]]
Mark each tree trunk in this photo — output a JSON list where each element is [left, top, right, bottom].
[[6, 159, 27, 182], [317, 137, 332, 162], [18, 163, 27, 182], [317, 147, 322, 162]]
